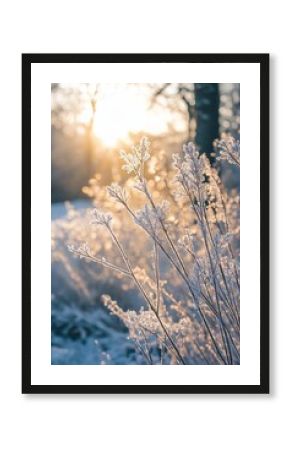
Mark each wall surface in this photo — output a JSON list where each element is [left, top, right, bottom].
[[0, 1, 286, 449]]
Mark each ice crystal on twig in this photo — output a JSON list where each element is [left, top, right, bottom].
[[69, 136, 240, 365], [107, 182, 128, 204], [91, 208, 112, 226], [120, 136, 151, 174], [214, 136, 240, 167]]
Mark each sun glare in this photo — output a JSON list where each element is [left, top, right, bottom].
[[92, 85, 149, 148], [94, 118, 125, 147], [91, 84, 181, 148]]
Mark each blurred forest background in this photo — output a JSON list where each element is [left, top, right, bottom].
[[51, 83, 240, 365], [51, 83, 240, 203]]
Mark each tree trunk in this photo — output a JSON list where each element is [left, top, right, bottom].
[[195, 83, 219, 162], [85, 96, 97, 178]]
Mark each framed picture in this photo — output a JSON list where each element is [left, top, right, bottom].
[[22, 53, 269, 394]]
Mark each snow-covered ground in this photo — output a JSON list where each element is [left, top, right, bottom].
[[51, 300, 142, 364], [51, 200, 142, 365], [51, 198, 91, 220]]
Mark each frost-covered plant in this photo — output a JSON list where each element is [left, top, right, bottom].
[[69, 137, 240, 365], [214, 136, 240, 167]]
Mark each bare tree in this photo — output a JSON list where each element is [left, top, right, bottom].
[[51, 83, 99, 177], [83, 84, 99, 175], [194, 83, 219, 162], [151, 83, 220, 162]]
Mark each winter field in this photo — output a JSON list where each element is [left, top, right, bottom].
[[51, 83, 240, 365]]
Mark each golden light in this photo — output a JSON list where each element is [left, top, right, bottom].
[[92, 84, 179, 148]]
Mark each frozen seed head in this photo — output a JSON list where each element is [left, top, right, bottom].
[[78, 242, 90, 255], [67, 242, 91, 259], [91, 208, 112, 226], [134, 201, 170, 236], [107, 182, 128, 203], [67, 243, 75, 253], [139, 136, 151, 161], [119, 136, 151, 174], [133, 178, 147, 193], [214, 137, 240, 166]]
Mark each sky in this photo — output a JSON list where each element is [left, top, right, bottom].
[[79, 83, 187, 147]]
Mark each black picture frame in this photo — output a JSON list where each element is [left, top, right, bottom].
[[22, 53, 269, 394]]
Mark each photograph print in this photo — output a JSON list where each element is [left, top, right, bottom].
[[52, 82, 240, 366]]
